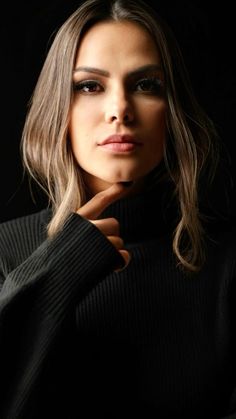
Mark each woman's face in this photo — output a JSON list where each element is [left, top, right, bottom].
[[69, 20, 167, 193]]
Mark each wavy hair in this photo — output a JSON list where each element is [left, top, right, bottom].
[[21, 0, 220, 272]]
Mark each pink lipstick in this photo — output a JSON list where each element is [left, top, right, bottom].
[[98, 135, 142, 152]]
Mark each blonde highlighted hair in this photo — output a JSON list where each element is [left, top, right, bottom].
[[21, 0, 219, 272]]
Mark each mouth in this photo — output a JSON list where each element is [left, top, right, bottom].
[[98, 134, 143, 153]]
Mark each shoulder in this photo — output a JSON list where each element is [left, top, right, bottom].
[[206, 217, 236, 254], [0, 207, 51, 237], [0, 208, 51, 274], [207, 219, 236, 252], [204, 220, 236, 280]]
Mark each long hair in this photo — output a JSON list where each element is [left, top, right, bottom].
[[21, 0, 220, 272]]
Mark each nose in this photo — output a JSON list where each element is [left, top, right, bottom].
[[104, 87, 134, 124]]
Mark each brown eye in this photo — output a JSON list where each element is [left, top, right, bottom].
[[73, 80, 103, 93], [135, 77, 163, 94]]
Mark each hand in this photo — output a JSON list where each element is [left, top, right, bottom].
[[77, 183, 132, 270]]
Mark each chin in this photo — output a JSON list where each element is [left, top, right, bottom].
[[101, 169, 139, 184], [105, 176, 134, 184]]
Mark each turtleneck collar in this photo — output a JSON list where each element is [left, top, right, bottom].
[[99, 179, 178, 243]]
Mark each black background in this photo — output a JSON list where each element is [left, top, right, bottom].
[[1, 1, 235, 223]]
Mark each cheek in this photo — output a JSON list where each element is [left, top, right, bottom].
[[69, 103, 98, 150], [144, 101, 167, 140], [70, 101, 98, 130]]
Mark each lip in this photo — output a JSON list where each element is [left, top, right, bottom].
[[98, 134, 142, 152]]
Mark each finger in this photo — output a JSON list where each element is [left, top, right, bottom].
[[107, 235, 124, 250], [115, 249, 131, 272], [77, 182, 133, 220], [91, 218, 120, 236], [119, 249, 131, 266]]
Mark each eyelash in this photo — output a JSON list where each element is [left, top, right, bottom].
[[135, 77, 164, 94], [73, 77, 164, 95]]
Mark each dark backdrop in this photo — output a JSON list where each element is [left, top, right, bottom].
[[1, 1, 235, 223]]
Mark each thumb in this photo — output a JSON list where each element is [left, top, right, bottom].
[[77, 181, 133, 220]]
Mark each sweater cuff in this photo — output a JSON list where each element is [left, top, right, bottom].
[[46, 212, 125, 279]]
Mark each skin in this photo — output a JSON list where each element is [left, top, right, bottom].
[[69, 20, 167, 268]]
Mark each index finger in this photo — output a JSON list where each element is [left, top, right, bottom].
[[77, 182, 132, 220]]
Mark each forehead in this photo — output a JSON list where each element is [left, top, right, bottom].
[[75, 20, 161, 69]]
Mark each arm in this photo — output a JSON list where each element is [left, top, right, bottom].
[[0, 213, 123, 419]]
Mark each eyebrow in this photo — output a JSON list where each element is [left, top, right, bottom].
[[73, 64, 162, 77]]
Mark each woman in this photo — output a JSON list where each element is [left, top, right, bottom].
[[0, 0, 235, 418]]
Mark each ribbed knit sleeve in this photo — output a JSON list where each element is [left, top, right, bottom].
[[224, 256, 236, 419], [0, 212, 124, 419]]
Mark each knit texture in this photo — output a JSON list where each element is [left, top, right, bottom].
[[0, 186, 235, 419]]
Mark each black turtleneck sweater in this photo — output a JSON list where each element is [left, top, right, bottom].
[[0, 187, 235, 419]]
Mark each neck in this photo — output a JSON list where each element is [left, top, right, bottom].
[[99, 178, 178, 243]]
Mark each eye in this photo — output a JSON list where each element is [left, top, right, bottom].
[[73, 80, 103, 94], [135, 77, 163, 94]]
